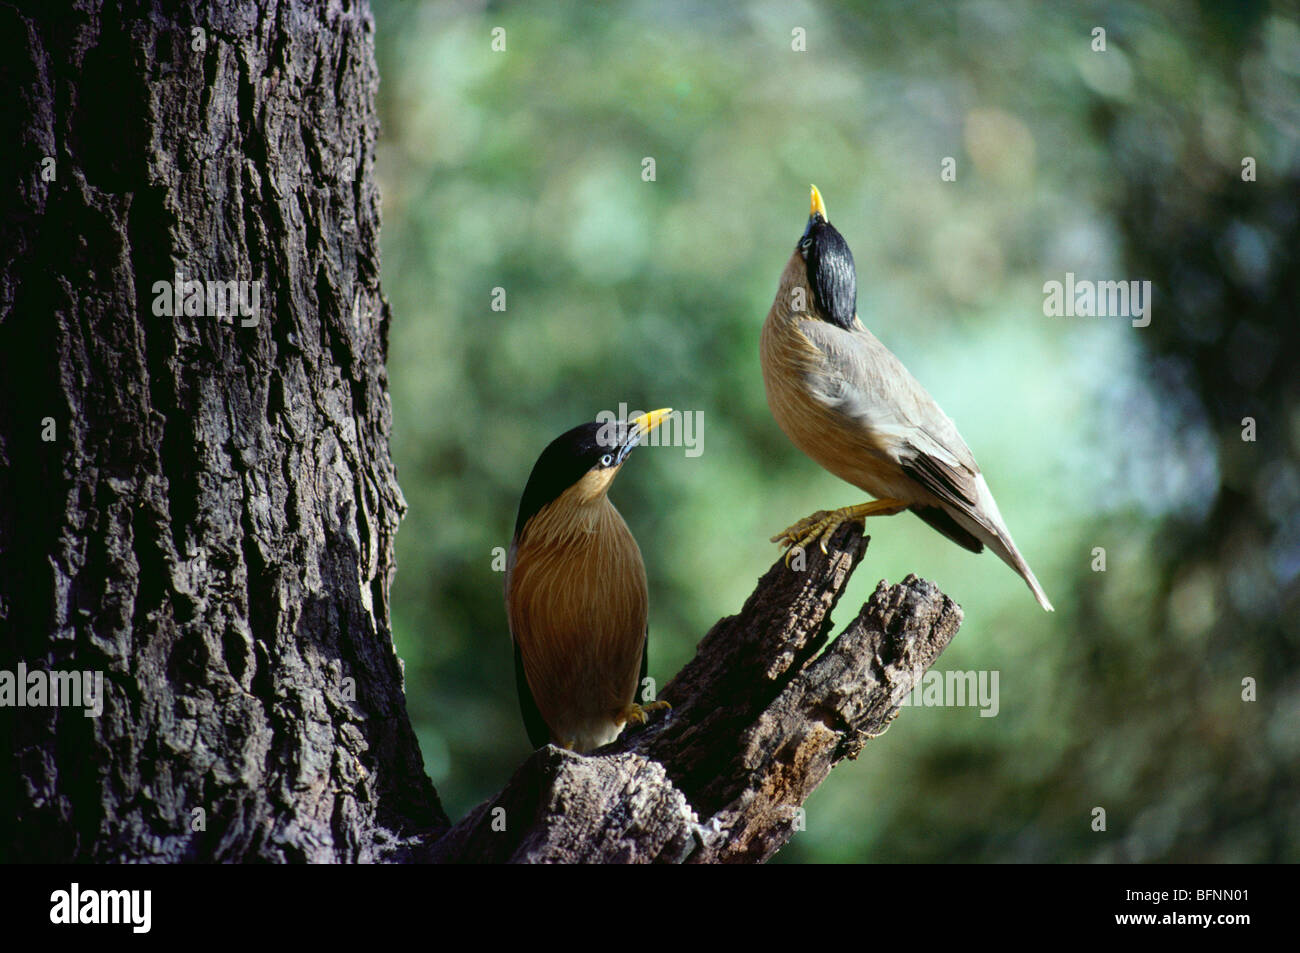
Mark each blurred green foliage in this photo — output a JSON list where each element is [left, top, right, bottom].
[[372, 0, 1299, 861]]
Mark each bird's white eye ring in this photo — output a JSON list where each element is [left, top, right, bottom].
[[600, 453, 614, 467]]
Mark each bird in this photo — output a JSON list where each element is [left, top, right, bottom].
[[759, 185, 1053, 611], [505, 408, 674, 752]]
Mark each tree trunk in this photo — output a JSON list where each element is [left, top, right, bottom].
[[0, 1, 962, 864], [0, 0, 446, 862]]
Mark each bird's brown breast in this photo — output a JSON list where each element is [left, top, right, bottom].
[[506, 487, 647, 744]]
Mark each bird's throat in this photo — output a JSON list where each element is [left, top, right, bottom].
[[520, 481, 620, 547]]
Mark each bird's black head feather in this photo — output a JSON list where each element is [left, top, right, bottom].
[[513, 421, 627, 539], [799, 216, 857, 330]]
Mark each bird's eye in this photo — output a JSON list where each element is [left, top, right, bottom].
[[798, 236, 813, 254], [599, 453, 614, 467]]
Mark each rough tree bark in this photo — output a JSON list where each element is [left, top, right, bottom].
[[0, 0, 443, 863], [0, 1, 962, 864]]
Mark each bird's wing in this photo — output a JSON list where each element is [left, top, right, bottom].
[[796, 317, 1054, 611], [506, 538, 552, 749], [638, 628, 649, 702], [798, 320, 977, 460], [796, 317, 989, 512], [898, 429, 978, 509], [513, 639, 551, 749], [897, 431, 988, 553]]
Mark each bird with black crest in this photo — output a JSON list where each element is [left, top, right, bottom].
[[506, 409, 675, 752], [760, 186, 1052, 611]]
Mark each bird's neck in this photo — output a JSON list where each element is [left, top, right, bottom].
[[767, 253, 813, 327], [521, 487, 623, 548], [765, 251, 866, 333]]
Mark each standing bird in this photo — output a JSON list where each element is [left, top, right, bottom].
[[760, 186, 1053, 611], [506, 409, 674, 752]]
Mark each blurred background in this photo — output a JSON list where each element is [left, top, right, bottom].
[[371, 0, 1298, 862]]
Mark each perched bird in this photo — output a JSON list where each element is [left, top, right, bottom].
[[760, 186, 1053, 611], [506, 409, 674, 752]]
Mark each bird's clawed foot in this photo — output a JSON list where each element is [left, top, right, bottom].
[[771, 499, 908, 563], [772, 509, 832, 565], [619, 699, 671, 729]]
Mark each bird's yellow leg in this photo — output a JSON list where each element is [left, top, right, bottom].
[[772, 499, 909, 559], [619, 700, 672, 728]]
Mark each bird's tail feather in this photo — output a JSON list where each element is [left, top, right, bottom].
[[989, 533, 1054, 612], [960, 475, 1054, 612]]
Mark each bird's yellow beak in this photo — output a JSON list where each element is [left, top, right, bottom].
[[810, 184, 828, 221], [631, 408, 673, 436], [616, 408, 673, 463]]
